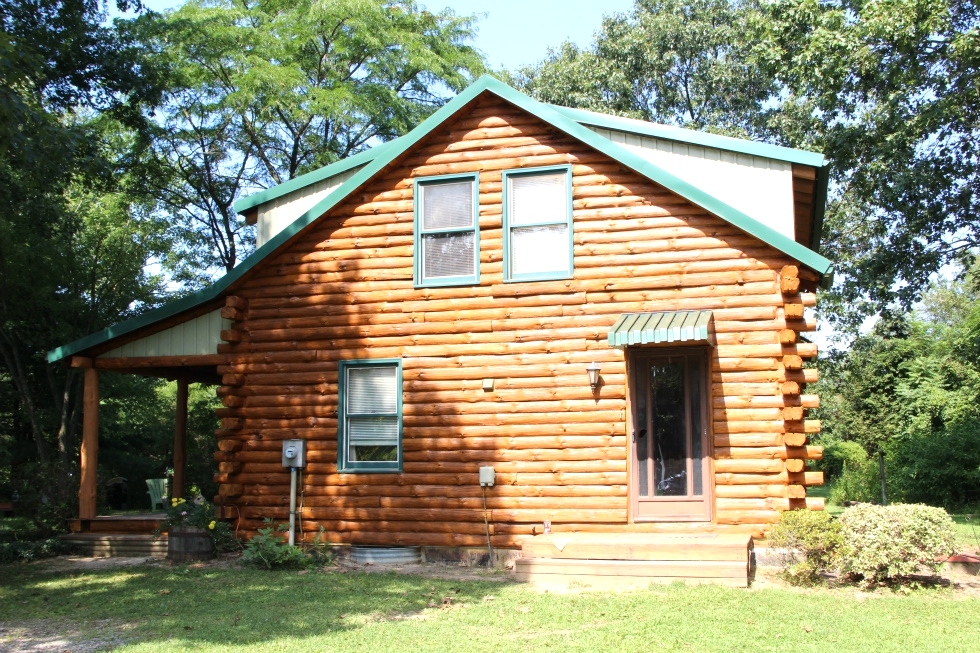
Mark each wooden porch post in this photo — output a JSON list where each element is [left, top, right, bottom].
[[172, 378, 189, 499], [79, 367, 99, 519]]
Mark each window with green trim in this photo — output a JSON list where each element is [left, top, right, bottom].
[[503, 167, 573, 281], [414, 174, 479, 287], [338, 359, 402, 473]]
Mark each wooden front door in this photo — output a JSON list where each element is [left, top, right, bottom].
[[629, 349, 711, 521]]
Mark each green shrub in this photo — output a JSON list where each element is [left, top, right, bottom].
[[768, 509, 842, 585], [241, 522, 312, 570], [0, 537, 74, 564], [837, 503, 957, 586], [823, 441, 879, 505]]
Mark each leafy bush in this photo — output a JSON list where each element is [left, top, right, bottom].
[[837, 503, 957, 586], [768, 509, 842, 585], [156, 487, 240, 552], [241, 522, 311, 570], [0, 537, 74, 564], [823, 441, 879, 505]]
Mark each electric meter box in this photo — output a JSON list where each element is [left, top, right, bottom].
[[281, 439, 307, 468], [479, 465, 495, 487]]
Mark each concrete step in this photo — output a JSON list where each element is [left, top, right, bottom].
[[521, 532, 751, 562], [515, 557, 749, 590]]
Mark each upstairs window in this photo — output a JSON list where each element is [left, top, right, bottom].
[[338, 359, 402, 473], [503, 166, 573, 281], [414, 174, 479, 287]]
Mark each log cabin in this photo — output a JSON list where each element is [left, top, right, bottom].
[[49, 76, 832, 585]]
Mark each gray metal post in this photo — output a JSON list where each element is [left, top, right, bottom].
[[289, 467, 298, 546]]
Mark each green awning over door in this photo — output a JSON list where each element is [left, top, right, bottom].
[[607, 311, 712, 348]]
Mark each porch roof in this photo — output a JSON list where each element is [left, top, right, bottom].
[[607, 311, 712, 348]]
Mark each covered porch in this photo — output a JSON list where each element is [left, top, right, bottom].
[[48, 300, 236, 555]]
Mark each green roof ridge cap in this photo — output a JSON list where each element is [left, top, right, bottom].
[[551, 104, 826, 168]]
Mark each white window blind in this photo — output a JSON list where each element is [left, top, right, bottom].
[[506, 170, 571, 279], [510, 173, 566, 225], [422, 181, 473, 230], [343, 364, 400, 467], [417, 178, 477, 284], [347, 366, 397, 414]]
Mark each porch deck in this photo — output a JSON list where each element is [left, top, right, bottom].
[[61, 514, 167, 558], [516, 532, 753, 589]]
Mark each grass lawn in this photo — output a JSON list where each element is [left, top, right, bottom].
[[1, 560, 978, 653]]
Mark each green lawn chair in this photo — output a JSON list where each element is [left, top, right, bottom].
[[146, 478, 167, 511]]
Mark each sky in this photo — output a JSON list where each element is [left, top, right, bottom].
[[138, 0, 637, 73]]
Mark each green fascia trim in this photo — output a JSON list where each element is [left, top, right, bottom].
[[337, 358, 403, 474], [50, 74, 832, 362], [502, 165, 574, 282], [608, 311, 712, 348], [551, 105, 826, 168], [811, 164, 830, 254], [232, 139, 399, 214]]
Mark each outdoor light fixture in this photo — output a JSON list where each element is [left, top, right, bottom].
[[586, 362, 602, 390]]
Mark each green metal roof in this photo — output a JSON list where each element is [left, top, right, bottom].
[[49, 75, 833, 363], [608, 311, 712, 348], [550, 105, 827, 168]]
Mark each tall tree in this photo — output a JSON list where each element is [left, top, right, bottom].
[[140, 0, 485, 282], [757, 0, 980, 328], [512, 0, 776, 136], [0, 1, 166, 470]]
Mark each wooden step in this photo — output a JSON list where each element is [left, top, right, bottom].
[[70, 515, 165, 534], [515, 558, 749, 590], [521, 533, 750, 562], [60, 533, 168, 558]]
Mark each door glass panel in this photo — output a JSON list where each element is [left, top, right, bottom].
[[634, 368, 649, 497], [689, 357, 703, 496], [651, 361, 688, 496]]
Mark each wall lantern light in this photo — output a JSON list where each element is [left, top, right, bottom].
[[586, 362, 602, 390]]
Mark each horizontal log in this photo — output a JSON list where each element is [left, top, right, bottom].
[[220, 306, 245, 321], [714, 459, 784, 474], [780, 277, 800, 294], [220, 329, 243, 343]]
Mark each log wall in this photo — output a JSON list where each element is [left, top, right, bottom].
[[213, 94, 823, 545]]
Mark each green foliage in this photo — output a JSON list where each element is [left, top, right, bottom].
[[838, 503, 958, 586], [816, 268, 980, 509], [241, 522, 312, 570], [769, 509, 842, 585], [513, 0, 772, 135], [137, 0, 485, 279], [158, 488, 239, 552], [0, 537, 74, 564], [822, 442, 879, 505]]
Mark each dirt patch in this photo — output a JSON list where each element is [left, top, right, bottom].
[[330, 558, 517, 584], [0, 619, 135, 653]]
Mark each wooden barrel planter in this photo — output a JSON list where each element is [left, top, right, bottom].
[[167, 527, 214, 562]]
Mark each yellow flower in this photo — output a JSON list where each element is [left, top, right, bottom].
[[171, 498, 178, 507], [208, 521, 216, 530]]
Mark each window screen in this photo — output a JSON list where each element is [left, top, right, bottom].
[[340, 362, 401, 471], [504, 169, 572, 280], [416, 176, 478, 285]]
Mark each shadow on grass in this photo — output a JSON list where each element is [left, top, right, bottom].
[[0, 560, 508, 649]]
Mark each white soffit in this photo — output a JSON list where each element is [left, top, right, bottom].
[[256, 166, 363, 247], [99, 309, 231, 359], [587, 126, 797, 241]]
